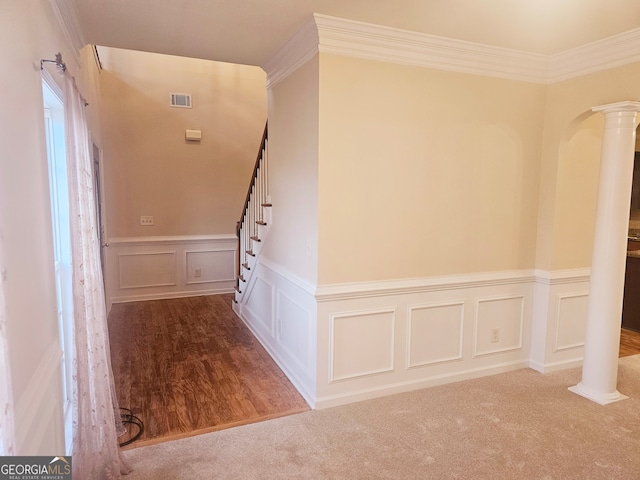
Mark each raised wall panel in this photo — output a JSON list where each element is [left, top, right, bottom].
[[246, 276, 274, 332], [118, 251, 176, 289], [106, 235, 237, 305], [277, 291, 312, 372], [554, 293, 588, 352], [185, 249, 235, 284], [408, 302, 464, 368], [474, 296, 524, 357], [330, 309, 395, 382]]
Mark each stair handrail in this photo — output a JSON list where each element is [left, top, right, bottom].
[[238, 123, 268, 232], [236, 123, 268, 292]]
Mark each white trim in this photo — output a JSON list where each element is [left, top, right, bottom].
[[315, 14, 548, 84], [184, 278, 235, 286], [315, 358, 528, 410], [48, 0, 85, 58], [406, 301, 464, 369], [264, 14, 640, 89], [263, 16, 319, 89], [549, 28, 640, 83], [533, 268, 590, 285], [275, 289, 314, 376], [315, 269, 537, 302], [472, 295, 525, 357], [117, 251, 177, 289], [110, 287, 234, 305], [108, 234, 236, 246], [184, 248, 236, 285], [238, 302, 316, 408], [553, 292, 589, 352], [329, 308, 396, 382], [234, 259, 317, 407], [259, 257, 316, 297], [529, 357, 584, 374], [41, 69, 63, 101], [15, 341, 63, 453]]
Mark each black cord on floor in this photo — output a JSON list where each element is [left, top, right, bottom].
[[119, 408, 144, 447]]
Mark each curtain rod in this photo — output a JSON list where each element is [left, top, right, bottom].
[[40, 52, 66, 72], [40, 52, 90, 107]]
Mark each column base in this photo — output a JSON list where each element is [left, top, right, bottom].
[[568, 382, 628, 405]]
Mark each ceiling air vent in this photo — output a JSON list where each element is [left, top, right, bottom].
[[170, 93, 192, 108]]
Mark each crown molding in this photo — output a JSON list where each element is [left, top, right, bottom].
[[264, 14, 640, 89], [263, 16, 319, 88], [263, 14, 548, 87], [548, 28, 640, 83], [313, 14, 549, 84], [49, 0, 86, 59]]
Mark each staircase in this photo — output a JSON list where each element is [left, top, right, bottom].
[[234, 123, 270, 306]]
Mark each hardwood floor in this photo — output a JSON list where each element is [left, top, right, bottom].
[[109, 295, 640, 449], [108, 294, 309, 449], [620, 327, 640, 357]]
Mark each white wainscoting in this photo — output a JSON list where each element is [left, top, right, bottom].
[[314, 270, 538, 409], [233, 258, 317, 407], [330, 308, 396, 382], [105, 235, 237, 308], [407, 301, 464, 368], [530, 269, 591, 372], [474, 295, 524, 357], [15, 341, 65, 455], [236, 264, 591, 411]]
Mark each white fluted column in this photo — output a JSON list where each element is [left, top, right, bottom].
[[569, 101, 640, 405]]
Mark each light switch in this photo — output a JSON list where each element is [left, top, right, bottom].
[[140, 216, 154, 226]]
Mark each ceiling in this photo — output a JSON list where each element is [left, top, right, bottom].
[[72, 0, 640, 67]]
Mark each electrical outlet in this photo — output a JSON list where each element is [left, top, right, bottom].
[[140, 216, 154, 226], [490, 328, 500, 343], [194, 268, 202, 278]]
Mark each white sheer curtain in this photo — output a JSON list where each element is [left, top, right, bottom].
[[0, 233, 15, 456], [63, 72, 130, 478]]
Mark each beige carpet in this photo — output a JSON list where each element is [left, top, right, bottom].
[[123, 357, 640, 479]]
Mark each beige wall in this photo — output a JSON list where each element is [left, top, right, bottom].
[[317, 54, 546, 284], [99, 47, 267, 237], [262, 57, 319, 284], [0, 0, 102, 454], [535, 62, 640, 271]]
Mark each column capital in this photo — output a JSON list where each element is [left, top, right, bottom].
[[592, 100, 640, 114]]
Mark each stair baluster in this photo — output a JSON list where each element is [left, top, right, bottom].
[[236, 124, 269, 300]]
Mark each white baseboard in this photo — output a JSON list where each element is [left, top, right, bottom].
[[529, 357, 584, 374], [110, 286, 234, 305], [315, 359, 529, 409], [237, 306, 316, 408], [234, 258, 317, 408]]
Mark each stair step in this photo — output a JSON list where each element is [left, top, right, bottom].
[[246, 250, 255, 257], [234, 285, 242, 294], [256, 220, 267, 226], [238, 274, 246, 283], [250, 236, 261, 242], [242, 263, 251, 271]]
